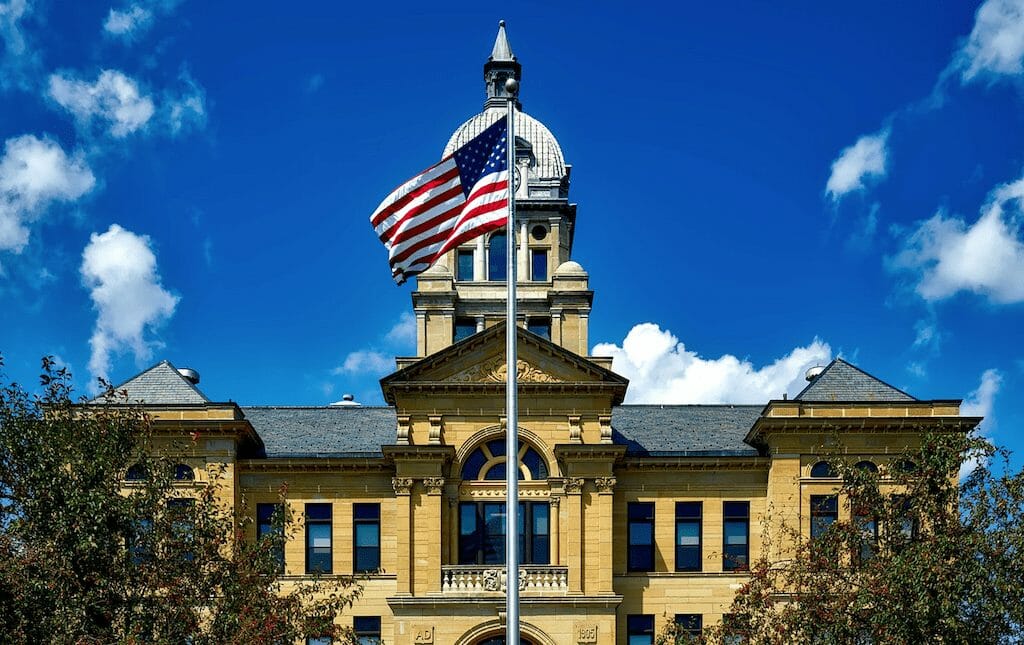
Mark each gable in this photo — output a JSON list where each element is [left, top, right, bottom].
[[794, 358, 915, 402], [92, 360, 210, 405]]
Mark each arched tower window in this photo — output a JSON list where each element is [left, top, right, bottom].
[[810, 461, 837, 478], [174, 464, 195, 481], [488, 231, 506, 281], [461, 438, 548, 481]]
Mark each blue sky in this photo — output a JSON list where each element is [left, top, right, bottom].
[[0, 1, 1021, 465]]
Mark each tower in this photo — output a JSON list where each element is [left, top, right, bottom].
[[410, 22, 593, 359]]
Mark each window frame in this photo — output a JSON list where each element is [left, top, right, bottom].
[[722, 501, 750, 572], [305, 502, 333, 574], [353, 616, 381, 644], [256, 502, 285, 571], [458, 500, 549, 565], [627, 614, 655, 645], [353, 503, 381, 573], [810, 494, 839, 540], [627, 502, 655, 572], [487, 231, 506, 281], [674, 613, 702, 638], [456, 248, 474, 281], [530, 248, 547, 281], [810, 460, 838, 478], [675, 501, 702, 572]]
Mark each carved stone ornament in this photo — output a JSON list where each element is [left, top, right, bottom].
[[428, 415, 442, 445], [594, 476, 617, 493], [564, 477, 584, 494], [482, 568, 501, 591], [448, 356, 565, 384], [396, 415, 411, 445], [412, 625, 434, 644], [568, 415, 582, 444], [392, 477, 414, 496], [423, 477, 445, 495], [599, 415, 612, 444]]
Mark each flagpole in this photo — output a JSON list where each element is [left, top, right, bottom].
[[504, 76, 520, 645]]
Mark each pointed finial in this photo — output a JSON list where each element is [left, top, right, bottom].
[[490, 19, 515, 62]]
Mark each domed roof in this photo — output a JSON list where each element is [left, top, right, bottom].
[[443, 107, 566, 181], [554, 260, 587, 276]]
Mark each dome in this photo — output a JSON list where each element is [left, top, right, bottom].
[[443, 107, 566, 181], [554, 260, 587, 277]]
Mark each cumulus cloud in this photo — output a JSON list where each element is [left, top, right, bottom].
[[888, 172, 1024, 304], [0, 134, 95, 253], [592, 323, 833, 404], [957, 0, 1024, 82], [384, 311, 416, 347], [960, 368, 1003, 479], [825, 129, 890, 202], [329, 312, 413, 390], [48, 69, 155, 137], [331, 350, 393, 376], [81, 224, 179, 384], [103, 4, 152, 37]]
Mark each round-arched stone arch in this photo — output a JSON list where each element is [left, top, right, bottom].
[[455, 424, 558, 480], [454, 619, 556, 645]]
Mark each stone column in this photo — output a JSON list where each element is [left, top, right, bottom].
[[393, 477, 413, 595], [565, 477, 584, 593], [474, 236, 485, 281], [593, 477, 616, 593], [416, 477, 445, 594], [448, 494, 460, 565], [519, 219, 528, 279], [549, 495, 561, 565]]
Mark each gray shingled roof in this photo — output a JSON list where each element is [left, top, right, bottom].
[[612, 405, 762, 456], [94, 360, 209, 404], [241, 407, 398, 458], [237, 405, 762, 458], [794, 358, 915, 402]]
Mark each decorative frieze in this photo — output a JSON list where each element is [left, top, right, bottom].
[[564, 477, 584, 494], [423, 477, 445, 495], [448, 357, 565, 383], [594, 476, 617, 494], [441, 565, 568, 594]]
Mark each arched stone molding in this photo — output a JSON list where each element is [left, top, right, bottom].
[[454, 619, 556, 645], [454, 424, 559, 479]]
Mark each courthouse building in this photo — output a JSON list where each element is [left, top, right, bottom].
[[109, 24, 980, 645]]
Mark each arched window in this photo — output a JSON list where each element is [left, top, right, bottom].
[[174, 464, 195, 481], [488, 231, 506, 281], [855, 460, 878, 473], [810, 461, 837, 478], [461, 438, 548, 481], [125, 463, 147, 481], [894, 459, 918, 474]]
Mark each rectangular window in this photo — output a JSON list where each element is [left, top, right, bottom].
[[628, 502, 655, 572], [810, 495, 839, 540], [306, 503, 332, 574], [722, 614, 749, 644], [723, 501, 749, 572], [354, 616, 381, 644], [457, 249, 474, 281], [527, 317, 551, 340], [307, 638, 332, 645], [353, 503, 380, 573], [627, 614, 655, 645], [896, 496, 919, 541], [854, 509, 878, 563], [257, 503, 285, 571], [454, 317, 476, 342], [167, 498, 195, 562], [129, 517, 153, 565], [459, 501, 549, 565], [531, 248, 547, 281], [674, 614, 702, 638], [675, 501, 702, 572]]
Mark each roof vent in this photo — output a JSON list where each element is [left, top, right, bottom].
[[177, 367, 200, 385], [330, 394, 361, 407], [805, 365, 825, 382]]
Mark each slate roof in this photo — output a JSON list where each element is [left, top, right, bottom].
[[239, 405, 762, 458], [794, 358, 915, 402], [94, 360, 210, 404], [611, 405, 762, 456], [241, 407, 397, 458]]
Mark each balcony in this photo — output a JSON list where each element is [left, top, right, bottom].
[[441, 565, 568, 595]]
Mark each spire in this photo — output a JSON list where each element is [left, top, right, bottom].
[[484, 20, 522, 110]]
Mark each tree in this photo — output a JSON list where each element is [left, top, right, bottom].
[[658, 430, 1024, 644], [0, 357, 361, 644]]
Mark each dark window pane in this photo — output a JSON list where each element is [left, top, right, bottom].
[[354, 504, 379, 521], [810, 461, 837, 478], [173, 464, 194, 480], [461, 448, 487, 480], [675, 614, 702, 637], [628, 614, 655, 645], [125, 463, 147, 481], [306, 504, 331, 521], [454, 318, 476, 342], [522, 447, 548, 479], [676, 501, 701, 518], [531, 249, 547, 281], [723, 502, 750, 572], [487, 439, 506, 457], [488, 232, 506, 281], [527, 318, 550, 340], [628, 502, 655, 571], [855, 460, 878, 473], [811, 495, 839, 540], [354, 616, 381, 644], [457, 249, 474, 281], [257, 503, 284, 570], [306, 503, 332, 574], [484, 461, 507, 480], [354, 503, 381, 573]]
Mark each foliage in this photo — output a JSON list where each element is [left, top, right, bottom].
[[658, 430, 1024, 644], [0, 357, 360, 644]]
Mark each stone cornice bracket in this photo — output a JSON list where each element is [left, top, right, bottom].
[[392, 477, 414, 496], [599, 415, 612, 444], [396, 415, 411, 446], [428, 415, 443, 445], [549, 494, 561, 507], [568, 415, 582, 444], [594, 476, 616, 494], [423, 477, 445, 495], [564, 477, 584, 494]]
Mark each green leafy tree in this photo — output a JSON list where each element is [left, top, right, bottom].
[[658, 430, 1024, 644], [0, 357, 361, 644]]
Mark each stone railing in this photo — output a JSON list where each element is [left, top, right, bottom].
[[441, 565, 568, 594]]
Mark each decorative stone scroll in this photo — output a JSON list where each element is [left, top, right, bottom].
[[599, 415, 612, 444], [568, 415, 582, 443], [396, 415, 411, 445], [594, 476, 617, 494], [428, 415, 442, 445], [448, 357, 565, 384], [564, 477, 584, 494], [392, 477, 414, 496], [423, 477, 445, 495]]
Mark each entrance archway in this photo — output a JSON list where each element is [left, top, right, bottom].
[[474, 638, 536, 645], [455, 620, 555, 645]]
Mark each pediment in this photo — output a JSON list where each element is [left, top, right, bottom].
[[380, 322, 628, 403]]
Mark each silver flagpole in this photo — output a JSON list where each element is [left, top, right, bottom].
[[504, 75, 520, 645]]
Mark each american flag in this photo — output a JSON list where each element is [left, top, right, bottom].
[[371, 118, 510, 285]]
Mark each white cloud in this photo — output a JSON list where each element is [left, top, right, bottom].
[[912, 318, 941, 352], [0, 0, 37, 89], [385, 311, 416, 347], [81, 224, 179, 384], [164, 72, 206, 135], [889, 172, 1024, 304], [48, 69, 155, 137], [958, 0, 1024, 82], [0, 134, 95, 253], [331, 350, 393, 376], [103, 5, 152, 37], [959, 368, 1002, 479], [592, 323, 833, 404], [825, 129, 890, 202]]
